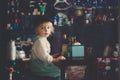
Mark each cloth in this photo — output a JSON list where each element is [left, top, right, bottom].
[[31, 36, 53, 62], [30, 36, 61, 79]]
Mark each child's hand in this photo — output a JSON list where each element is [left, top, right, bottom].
[[53, 56, 66, 63], [57, 56, 66, 61]]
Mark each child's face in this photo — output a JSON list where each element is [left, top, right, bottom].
[[36, 22, 52, 38]]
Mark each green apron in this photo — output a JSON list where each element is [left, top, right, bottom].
[[30, 59, 61, 80]]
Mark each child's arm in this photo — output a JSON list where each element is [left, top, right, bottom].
[[52, 56, 66, 63], [32, 40, 53, 62]]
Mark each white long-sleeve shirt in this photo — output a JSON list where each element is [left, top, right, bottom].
[[31, 36, 53, 63]]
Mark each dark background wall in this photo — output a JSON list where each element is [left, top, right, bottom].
[[0, 0, 8, 79], [118, 0, 120, 80]]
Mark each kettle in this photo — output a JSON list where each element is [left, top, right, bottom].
[[16, 50, 26, 59]]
